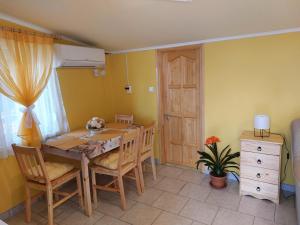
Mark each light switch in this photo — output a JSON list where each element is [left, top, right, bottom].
[[148, 86, 155, 93], [125, 85, 132, 94]]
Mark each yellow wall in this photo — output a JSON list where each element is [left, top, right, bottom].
[[106, 51, 159, 157], [0, 156, 26, 213], [204, 33, 300, 184], [58, 51, 158, 132], [106, 33, 300, 185], [57, 68, 114, 131]]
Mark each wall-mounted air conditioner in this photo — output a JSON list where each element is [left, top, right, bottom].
[[54, 44, 105, 68]]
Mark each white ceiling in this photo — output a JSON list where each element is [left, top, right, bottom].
[[0, 0, 300, 51]]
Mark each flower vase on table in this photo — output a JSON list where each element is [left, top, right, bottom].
[[86, 117, 105, 136]]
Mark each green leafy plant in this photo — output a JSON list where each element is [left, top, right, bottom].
[[196, 136, 240, 181]]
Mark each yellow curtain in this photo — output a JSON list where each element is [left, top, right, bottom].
[[0, 30, 54, 146]]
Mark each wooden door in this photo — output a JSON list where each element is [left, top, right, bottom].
[[158, 46, 203, 167]]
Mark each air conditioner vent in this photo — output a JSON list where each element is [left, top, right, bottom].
[[54, 44, 105, 68]]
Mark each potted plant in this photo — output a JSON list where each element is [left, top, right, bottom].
[[196, 136, 240, 189]]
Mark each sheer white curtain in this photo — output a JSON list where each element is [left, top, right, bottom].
[[0, 68, 69, 158], [34, 69, 69, 139], [0, 93, 23, 157]]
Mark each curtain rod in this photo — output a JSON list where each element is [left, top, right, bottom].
[[0, 26, 61, 40]]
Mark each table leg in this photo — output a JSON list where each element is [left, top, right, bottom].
[[81, 154, 92, 216]]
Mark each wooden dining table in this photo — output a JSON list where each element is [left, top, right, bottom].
[[42, 123, 138, 216]]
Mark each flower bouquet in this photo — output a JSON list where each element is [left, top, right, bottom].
[[86, 117, 105, 135]]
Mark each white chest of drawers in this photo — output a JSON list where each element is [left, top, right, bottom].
[[240, 131, 283, 204]]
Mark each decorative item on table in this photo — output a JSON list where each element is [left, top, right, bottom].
[[196, 136, 240, 189], [254, 114, 270, 138], [86, 117, 105, 135]]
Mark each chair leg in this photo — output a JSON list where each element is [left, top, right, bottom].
[[24, 184, 31, 223], [151, 155, 157, 180], [91, 170, 98, 208], [46, 186, 53, 225], [76, 173, 84, 209], [138, 161, 145, 193], [118, 175, 126, 210], [134, 167, 142, 195]]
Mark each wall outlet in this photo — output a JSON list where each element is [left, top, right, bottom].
[[125, 85, 132, 94], [148, 86, 155, 93]]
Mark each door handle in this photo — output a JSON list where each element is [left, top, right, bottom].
[[164, 114, 171, 120]]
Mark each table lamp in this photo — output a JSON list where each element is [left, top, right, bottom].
[[254, 115, 270, 138]]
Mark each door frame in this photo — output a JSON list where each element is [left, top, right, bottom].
[[156, 45, 205, 165]]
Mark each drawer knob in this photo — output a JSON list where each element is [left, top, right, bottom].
[[256, 173, 261, 178], [257, 159, 262, 164], [257, 146, 262, 151], [256, 187, 261, 192]]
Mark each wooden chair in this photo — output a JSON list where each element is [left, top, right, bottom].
[[12, 144, 83, 225], [138, 123, 157, 192], [91, 129, 142, 210], [115, 114, 134, 124]]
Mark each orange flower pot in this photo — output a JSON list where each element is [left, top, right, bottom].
[[210, 172, 227, 189]]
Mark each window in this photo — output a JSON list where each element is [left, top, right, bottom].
[[0, 93, 23, 154], [0, 70, 69, 158]]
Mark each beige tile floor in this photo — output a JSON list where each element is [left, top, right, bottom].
[[5, 164, 298, 225]]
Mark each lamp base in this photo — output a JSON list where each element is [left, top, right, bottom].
[[254, 128, 270, 138]]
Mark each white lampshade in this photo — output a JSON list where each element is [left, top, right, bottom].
[[254, 115, 270, 129]]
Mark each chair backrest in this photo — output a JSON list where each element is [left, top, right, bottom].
[[115, 114, 134, 124], [140, 122, 156, 154], [12, 144, 49, 183], [118, 129, 140, 169]]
